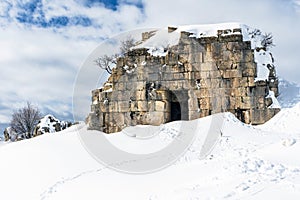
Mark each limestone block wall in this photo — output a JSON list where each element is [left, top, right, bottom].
[[87, 28, 280, 133]]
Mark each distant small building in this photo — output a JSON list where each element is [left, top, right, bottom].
[[87, 24, 280, 133]]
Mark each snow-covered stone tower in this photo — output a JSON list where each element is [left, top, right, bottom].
[[87, 23, 280, 133]]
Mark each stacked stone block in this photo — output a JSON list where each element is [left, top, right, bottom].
[[87, 28, 280, 133]]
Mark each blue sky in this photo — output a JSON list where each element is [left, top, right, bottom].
[[0, 0, 299, 132]]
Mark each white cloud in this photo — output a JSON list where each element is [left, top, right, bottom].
[[40, 0, 145, 37], [0, 113, 11, 124], [0, 1, 11, 17], [0, 25, 98, 122]]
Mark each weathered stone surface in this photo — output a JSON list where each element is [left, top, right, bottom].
[[118, 101, 129, 112], [87, 27, 280, 133], [155, 101, 167, 111], [136, 90, 146, 100], [147, 111, 165, 125], [137, 101, 148, 111], [199, 97, 210, 109]]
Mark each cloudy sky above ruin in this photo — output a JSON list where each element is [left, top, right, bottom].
[[0, 0, 299, 124]]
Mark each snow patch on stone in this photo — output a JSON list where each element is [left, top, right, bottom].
[[266, 91, 281, 109]]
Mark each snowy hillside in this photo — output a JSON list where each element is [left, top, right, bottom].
[[2, 114, 73, 142], [0, 102, 300, 199], [278, 78, 300, 108]]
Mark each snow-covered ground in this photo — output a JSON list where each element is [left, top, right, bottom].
[[0, 102, 300, 199]]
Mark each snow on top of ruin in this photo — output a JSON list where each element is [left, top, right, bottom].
[[134, 23, 265, 53], [134, 22, 274, 82]]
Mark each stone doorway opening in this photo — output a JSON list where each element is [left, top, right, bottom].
[[169, 90, 189, 122], [171, 102, 181, 121]]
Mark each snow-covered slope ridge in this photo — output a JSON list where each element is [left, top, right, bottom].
[[258, 102, 300, 134]]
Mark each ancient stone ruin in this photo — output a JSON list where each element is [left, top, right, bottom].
[[87, 24, 280, 133]]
